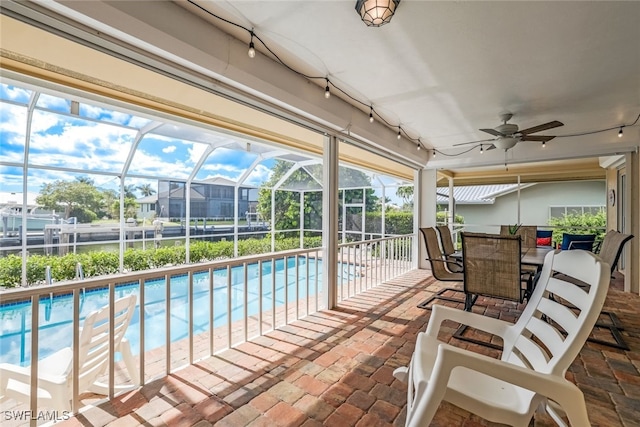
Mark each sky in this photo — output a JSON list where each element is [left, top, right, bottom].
[[0, 82, 409, 204]]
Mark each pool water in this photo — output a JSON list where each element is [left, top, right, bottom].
[[0, 257, 351, 366]]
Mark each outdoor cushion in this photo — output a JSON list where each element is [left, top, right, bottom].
[[537, 229, 553, 238], [537, 237, 552, 247], [561, 233, 595, 251]]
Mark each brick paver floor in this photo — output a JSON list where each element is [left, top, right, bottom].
[[5, 270, 640, 426]]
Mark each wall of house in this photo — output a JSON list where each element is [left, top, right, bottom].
[[137, 203, 156, 220], [455, 180, 606, 234]]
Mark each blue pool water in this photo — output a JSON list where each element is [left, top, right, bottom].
[[0, 257, 351, 366]]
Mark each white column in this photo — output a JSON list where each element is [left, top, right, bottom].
[[323, 136, 339, 309], [299, 191, 304, 248], [447, 177, 454, 226], [416, 168, 438, 270]]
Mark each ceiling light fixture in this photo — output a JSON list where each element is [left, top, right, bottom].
[[324, 78, 331, 99], [493, 137, 518, 151], [355, 0, 401, 27], [618, 127, 623, 137], [480, 144, 483, 154], [248, 31, 256, 58], [417, 139, 421, 151], [397, 127, 402, 139], [542, 141, 546, 148], [369, 106, 374, 123]]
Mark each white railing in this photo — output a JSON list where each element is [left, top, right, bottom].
[[337, 235, 415, 301], [0, 235, 414, 424]]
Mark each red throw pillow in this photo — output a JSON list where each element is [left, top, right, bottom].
[[537, 237, 552, 247]]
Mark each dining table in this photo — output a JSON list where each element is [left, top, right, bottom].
[[520, 247, 555, 269], [451, 246, 555, 271]]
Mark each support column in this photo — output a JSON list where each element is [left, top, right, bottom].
[[447, 177, 454, 226], [300, 191, 304, 248], [416, 169, 438, 270], [624, 151, 639, 294], [323, 135, 339, 309]]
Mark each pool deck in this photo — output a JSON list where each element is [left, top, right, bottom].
[[2, 269, 639, 426]]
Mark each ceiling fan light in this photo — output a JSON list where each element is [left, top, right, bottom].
[[618, 127, 623, 137], [355, 0, 401, 27], [493, 137, 518, 150]]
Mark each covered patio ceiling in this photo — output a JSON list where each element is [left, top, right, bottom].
[[1, 1, 637, 182]]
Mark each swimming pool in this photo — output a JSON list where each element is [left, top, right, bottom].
[[0, 256, 353, 366]]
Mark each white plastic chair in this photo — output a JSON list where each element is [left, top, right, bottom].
[[393, 249, 610, 426], [0, 294, 140, 411]]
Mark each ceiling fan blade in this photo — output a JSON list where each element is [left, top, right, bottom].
[[453, 138, 495, 147], [485, 144, 497, 151], [479, 128, 505, 137], [521, 135, 556, 142], [519, 120, 564, 135]]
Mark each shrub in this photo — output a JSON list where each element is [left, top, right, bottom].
[[0, 235, 336, 288], [548, 210, 606, 248], [0, 255, 22, 287]]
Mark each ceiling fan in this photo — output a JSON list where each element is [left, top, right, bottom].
[[456, 113, 564, 151]]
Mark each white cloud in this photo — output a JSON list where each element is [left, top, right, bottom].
[[162, 145, 176, 154], [187, 142, 209, 163], [2, 85, 31, 102], [245, 164, 272, 186]]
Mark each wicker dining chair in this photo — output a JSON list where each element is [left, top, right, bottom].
[[462, 232, 530, 311], [417, 227, 464, 309], [456, 232, 533, 348], [596, 230, 634, 276], [553, 230, 634, 350], [435, 225, 463, 273], [500, 225, 537, 249], [500, 225, 539, 277]]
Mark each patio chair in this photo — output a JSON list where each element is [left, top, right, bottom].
[[500, 225, 537, 249], [461, 232, 531, 310], [417, 227, 464, 309], [596, 230, 634, 276], [393, 249, 610, 427], [435, 225, 463, 273], [456, 232, 533, 348], [500, 225, 539, 277], [0, 294, 139, 411], [560, 233, 596, 251], [555, 230, 634, 350]]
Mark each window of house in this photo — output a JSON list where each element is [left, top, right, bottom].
[[549, 205, 605, 219]]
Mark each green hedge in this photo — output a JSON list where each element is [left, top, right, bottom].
[[364, 211, 414, 235], [0, 236, 323, 288], [548, 211, 606, 248]]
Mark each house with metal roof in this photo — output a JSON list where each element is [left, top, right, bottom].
[[437, 181, 605, 233]]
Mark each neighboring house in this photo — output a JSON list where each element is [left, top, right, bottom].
[[437, 180, 605, 233], [142, 177, 259, 220], [136, 194, 158, 220]]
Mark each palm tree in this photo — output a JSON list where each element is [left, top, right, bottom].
[[75, 176, 94, 185], [137, 183, 156, 197], [122, 184, 137, 199], [396, 186, 414, 208]]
